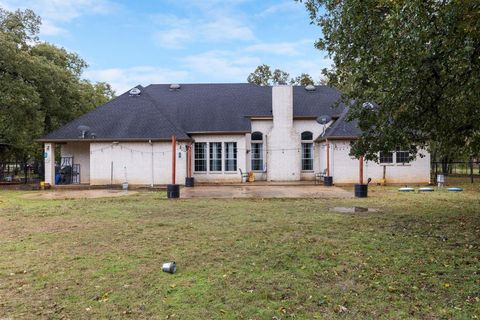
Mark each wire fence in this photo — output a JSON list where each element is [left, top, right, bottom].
[[0, 161, 42, 184], [432, 160, 480, 183]]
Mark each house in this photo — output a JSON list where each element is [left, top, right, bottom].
[[40, 84, 430, 186]]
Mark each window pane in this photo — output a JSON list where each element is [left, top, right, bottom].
[[379, 151, 393, 163], [225, 142, 237, 171], [301, 131, 313, 140], [251, 143, 263, 171], [209, 142, 222, 171], [251, 132, 263, 141], [302, 143, 313, 171], [396, 150, 410, 163], [194, 143, 207, 172]]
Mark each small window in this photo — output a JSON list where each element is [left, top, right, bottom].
[[396, 150, 410, 163], [301, 131, 313, 141], [379, 151, 393, 164], [302, 143, 313, 171], [224, 142, 237, 171], [251, 143, 263, 171], [194, 143, 207, 172], [251, 131, 263, 141], [209, 142, 222, 171]]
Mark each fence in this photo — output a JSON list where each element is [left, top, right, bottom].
[[432, 160, 480, 183], [0, 161, 42, 184]]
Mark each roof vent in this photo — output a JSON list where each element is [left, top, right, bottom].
[[169, 84, 181, 91], [316, 115, 332, 125], [129, 87, 141, 96], [305, 84, 316, 91], [77, 125, 91, 139]]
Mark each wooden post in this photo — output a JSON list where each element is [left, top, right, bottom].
[[470, 158, 474, 184], [359, 155, 364, 185], [326, 139, 330, 176], [171, 136, 176, 184], [187, 144, 192, 177]]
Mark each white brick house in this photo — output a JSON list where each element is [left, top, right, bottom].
[[40, 84, 430, 186]]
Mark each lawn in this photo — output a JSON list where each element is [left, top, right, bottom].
[[0, 183, 479, 319]]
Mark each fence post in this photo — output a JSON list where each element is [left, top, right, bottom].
[[470, 158, 474, 184]]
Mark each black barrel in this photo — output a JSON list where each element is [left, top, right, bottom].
[[185, 177, 195, 187], [167, 184, 180, 198], [354, 184, 368, 198], [323, 176, 333, 186]]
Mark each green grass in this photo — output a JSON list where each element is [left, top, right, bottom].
[[0, 183, 479, 319]]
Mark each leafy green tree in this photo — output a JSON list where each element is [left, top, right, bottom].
[[272, 69, 290, 85], [247, 64, 273, 86], [300, 0, 480, 161], [247, 64, 316, 86], [0, 8, 115, 163], [290, 73, 315, 86]]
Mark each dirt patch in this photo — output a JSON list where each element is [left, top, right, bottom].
[[21, 189, 138, 200], [181, 185, 352, 198]]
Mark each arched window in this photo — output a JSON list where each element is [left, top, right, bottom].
[[301, 131, 313, 141], [301, 131, 313, 171], [251, 131, 264, 171], [251, 131, 263, 141]]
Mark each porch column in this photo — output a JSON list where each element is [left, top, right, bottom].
[[44, 143, 55, 186]]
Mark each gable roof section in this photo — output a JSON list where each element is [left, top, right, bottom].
[[317, 108, 362, 141], [40, 83, 348, 142], [293, 86, 345, 117], [40, 86, 189, 142], [143, 84, 272, 133]]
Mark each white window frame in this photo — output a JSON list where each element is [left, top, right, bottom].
[[194, 142, 207, 173], [224, 142, 237, 172], [209, 142, 222, 172]]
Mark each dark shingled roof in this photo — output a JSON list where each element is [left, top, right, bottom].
[[41, 83, 349, 142], [317, 108, 362, 141]]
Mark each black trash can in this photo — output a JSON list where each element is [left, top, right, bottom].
[[167, 184, 180, 198], [354, 184, 368, 198], [185, 177, 195, 187], [323, 176, 333, 186]]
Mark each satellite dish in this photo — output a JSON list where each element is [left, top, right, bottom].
[[77, 125, 91, 139], [316, 115, 332, 125], [129, 87, 141, 96], [305, 84, 316, 91], [169, 84, 181, 90]]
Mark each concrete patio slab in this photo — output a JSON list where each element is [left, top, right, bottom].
[[180, 185, 352, 199]]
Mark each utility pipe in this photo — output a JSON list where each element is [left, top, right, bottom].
[[171, 135, 176, 184]]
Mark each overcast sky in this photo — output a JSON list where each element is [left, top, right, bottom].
[[0, 0, 331, 94]]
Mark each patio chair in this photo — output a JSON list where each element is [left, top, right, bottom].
[[239, 168, 249, 183], [315, 169, 327, 185]]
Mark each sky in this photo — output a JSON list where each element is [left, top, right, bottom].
[[0, 0, 331, 94]]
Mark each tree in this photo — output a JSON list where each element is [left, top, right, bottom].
[[300, 0, 480, 161], [290, 73, 315, 86], [247, 64, 272, 86], [272, 69, 290, 85], [247, 64, 316, 86], [0, 8, 115, 164]]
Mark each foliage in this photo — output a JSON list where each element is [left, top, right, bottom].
[[300, 0, 480, 161], [0, 8, 115, 160], [0, 182, 479, 318], [290, 73, 315, 86], [247, 64, 317, 86]]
